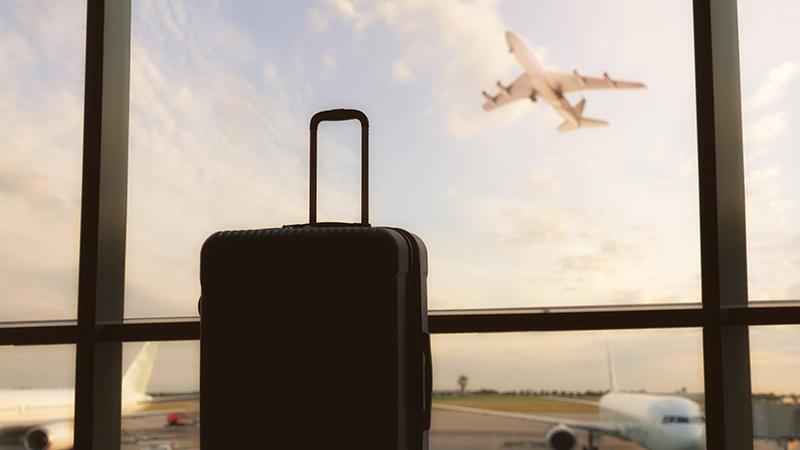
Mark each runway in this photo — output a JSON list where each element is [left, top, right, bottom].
[[430, 408, 643, 450], [116, 404, 638, 450], [121, 405, 199, 450], [0, 400, 787, 449]]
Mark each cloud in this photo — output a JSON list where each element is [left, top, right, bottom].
[[306, 7, 330, 33], [0, 2, 86, 321], [527, 168, 563, 193], [308, 0, 366, 33], [327, 0, 367, 31], [744, 163, 800, 300], [745, 61, 800, 111], [391, 58, 415, 84], [322, 51, 338, 72], [123, 2, 323, 317], [747, 111, 787, 146], [0, 166, 64, 210], [312, 0, 548, 136], [501, 202, 571, 245], [559, 240, 645, 274], [433, 329, 704, 393]]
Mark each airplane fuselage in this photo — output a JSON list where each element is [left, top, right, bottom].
[[505, 31, 580, 126], [0, 390, 73, 424], [0, 388, 151, 425], [599, 392, 705, 450]]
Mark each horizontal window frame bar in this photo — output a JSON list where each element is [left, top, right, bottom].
[[723, 306, 800, 327], [0, 324, 78, 346], [1, 304, 800, 345], [429, 307, 704, 333], [95, 321, 200, 342]]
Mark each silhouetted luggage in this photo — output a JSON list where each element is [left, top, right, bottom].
[[199, 109, 431, 450]]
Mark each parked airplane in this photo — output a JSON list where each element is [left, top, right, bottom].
[[433, 347, 705, 450], [482, 31, 646, 132], [0, 342, 159, 450]]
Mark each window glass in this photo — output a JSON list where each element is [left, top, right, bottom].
[[121, 341, 198, 450], [431, 329, 704, 450], [127, 0, 699, 316], [0, 1, 85, 320], [738, 0, 800, 301], [749, 326, 800, 445], [0, 345, 75, 448]]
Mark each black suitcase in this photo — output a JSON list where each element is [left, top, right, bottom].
[[199, 109, 431, 450]]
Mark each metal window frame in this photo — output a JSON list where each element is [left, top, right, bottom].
[[0, 0, 787, 448]]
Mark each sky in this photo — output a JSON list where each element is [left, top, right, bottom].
[[0, 0, 799, 395]]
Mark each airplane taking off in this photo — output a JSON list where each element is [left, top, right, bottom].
[[434, 346, 705, 450], [482, 31, 646, 132], [0, 342, 159, 450]]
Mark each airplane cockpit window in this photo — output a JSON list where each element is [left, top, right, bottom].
[[662, 415, 705, 424]]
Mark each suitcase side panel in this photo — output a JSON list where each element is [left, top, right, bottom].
[[391, 229, 431, 450]]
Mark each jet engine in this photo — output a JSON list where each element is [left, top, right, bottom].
[[545, 424, 577, 450], [23, 423, 73, 450]]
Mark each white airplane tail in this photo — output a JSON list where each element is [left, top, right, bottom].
[[558, 98, 609, 132], [607, 341, 619, 392], [121, 342, 159, 399]]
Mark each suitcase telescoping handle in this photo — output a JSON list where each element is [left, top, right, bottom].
[[309, 109, 369, 226]]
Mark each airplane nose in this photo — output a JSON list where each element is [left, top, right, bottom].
[[664, 425, 705, 450], [681, 425, 706, 450]]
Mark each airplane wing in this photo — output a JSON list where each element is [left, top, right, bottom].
[[482, 73, 536, 111], [544, 70, 645, 93], [433, 402, 621, 436]]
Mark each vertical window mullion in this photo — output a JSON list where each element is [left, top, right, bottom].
[[693, 0, 753, 448], [74, 0, 131, 449]]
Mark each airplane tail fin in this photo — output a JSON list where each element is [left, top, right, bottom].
[[607, 341, 619, 392], [575, 98, 586, 116], [122, 342, 159, 399], [557, 98, 609, 132]]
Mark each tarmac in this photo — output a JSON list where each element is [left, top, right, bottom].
[[430, 408, 642, 449], [0, 401, 789, 449], [118, 406, 640, 450]]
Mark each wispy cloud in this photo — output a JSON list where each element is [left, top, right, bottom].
[[0, 1, 85, 321], [433, 329, 703, 393], [123, 1, 322, 317], [559, 240, 645, 274], [745, 60, 800, 112], [747, 111, 787, 146], [391, 58, 415, 84], [322, 51, 338, 72], [311, 0, 550, 136]]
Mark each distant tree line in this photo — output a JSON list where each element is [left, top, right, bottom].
[[433, 389, 608, 397]]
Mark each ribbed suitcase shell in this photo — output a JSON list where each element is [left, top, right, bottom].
[[199, 225, 430, 450]]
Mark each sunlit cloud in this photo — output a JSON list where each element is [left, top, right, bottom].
[[433, 329, 703, 393], [391, 58, 416, 84], [0, 1, 85, 321], [747, 111, 787, 145], [124, 2, 318, 317], [559, 240, 645, 275], [312, 0, 550, 136], [322, 51, 338, 72], [745, 60, 800, 111]]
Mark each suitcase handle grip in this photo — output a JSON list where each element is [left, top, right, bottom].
[[309, 109, 369, 225]]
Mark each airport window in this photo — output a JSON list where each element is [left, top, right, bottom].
[[737, 0, 800, 303], [125, 1, 700, 314], [1, 1, 799, 449], [0, 0, 86, 321], [120, 341, 199, 449]]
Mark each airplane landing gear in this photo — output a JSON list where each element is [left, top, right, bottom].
[[583, 431, 599, 450]]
